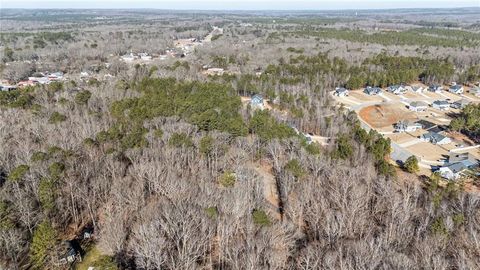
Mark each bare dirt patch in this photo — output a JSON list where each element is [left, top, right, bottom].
[[445, 131, 476, 146], [360, 104, 417, 129], [405, 142, 450, 162], [385, 132, 417, 144], [349, 91, 383, 102]]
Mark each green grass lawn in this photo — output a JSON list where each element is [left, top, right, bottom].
[[75, 246, 102, 270], [75, 245, 118, 270]]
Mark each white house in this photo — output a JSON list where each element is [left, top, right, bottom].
[[387, 85, 406, 95], [334, 87, 349, 97], [364, 86, 382, 95], [394, 121, 423, 133], [409, 101, 428, 112], [204, 68, 225, 76], [250, 94, 264, 110], [48, 72, 64, 80], [449, 84, 464, 94], [29, 76, 50, 84], [438, 158, 478, 180], [429, 84, 443, 93], [420, 132, 452, 145], [411, 86, 426, 93], [432, 100, 450, 110], [121, 53, 136, 62], [139, 53, 152, 61]]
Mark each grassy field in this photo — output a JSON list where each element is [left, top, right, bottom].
[[75, 246, 102, 270]]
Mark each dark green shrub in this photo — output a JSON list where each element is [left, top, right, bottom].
[[8, 165, 29, 181], [199, 135, 214, 156], [31, 151, 48, 162], [205, 207, 218, 219], [168, 133, 194, 148], [284, 159, 305, 178], [252, 209, 271, 226], [75, 90, 92, 105], [404, 156, 419, 173], [48, 112, 67, 124], [219, 171, 236, 187]]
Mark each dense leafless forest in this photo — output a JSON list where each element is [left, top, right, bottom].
[[1, 8, 480, 270]]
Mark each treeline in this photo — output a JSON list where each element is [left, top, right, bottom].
[[347, 54, 455, 88], [240, 52, 455, 90], [292, 27, 480, 48], [450, 104, 480, 143]]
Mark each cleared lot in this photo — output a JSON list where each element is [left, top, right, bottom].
[[348, 91, 384, 102], [359, 103, 417, 129], [406, 142, 450, 162]]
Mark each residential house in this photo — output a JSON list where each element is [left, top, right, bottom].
[[17, 80, 37, 87], [471, 86, 480, 97], [429, 84, 443, 93], [415, 120, 437, 131], [58, 241, 82, 265], [0, 84, 17, 91], [121, 53, 136, 62], [364, 86, 382, 95], [303, 133, 313, 145], [449, 84, 464, 94], [438, 153, 479, 180], [409, 101, 428, 112], [432, 100, 450, 110], [250, 94, 264, 110], [48, 72, 64, 80], [204, 68, 225, 76], [451, 99, 470, 109], [81, 226, 95, 239], [29, 76, 50, 85], [334, 87, 349, 97], [420, 132, 452, 145], [139, 53, 152, 61], [403, 85, 413, 92], [394, 120, 423, 133], [411, 85, 426, 93], [387, 84, 406, 95]]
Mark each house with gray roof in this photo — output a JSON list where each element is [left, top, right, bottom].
[[449, 84, 464, 94], [432, 100, 450, 110], [409, 101, 428, 112], [334, 87, 349, 97], [411, 85, 426, 93], [394, 120, 423, 133], [250, 94, 264, 110], [429, 84, 443, 93], [420, 132, 452, 145], [387, 84, 406, 95], [438, 153, 479, 180], [451, 99, 470, 109], [364, 86, 382, 95]]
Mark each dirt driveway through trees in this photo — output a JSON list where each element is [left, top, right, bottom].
[[253, 162, 282, 220]]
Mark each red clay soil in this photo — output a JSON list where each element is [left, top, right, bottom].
[[359, 104, 417, 129]]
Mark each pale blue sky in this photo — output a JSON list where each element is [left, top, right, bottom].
[[1, 0, 479, 9]]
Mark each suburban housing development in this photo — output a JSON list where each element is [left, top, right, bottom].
[[1, 5, 480, 270]]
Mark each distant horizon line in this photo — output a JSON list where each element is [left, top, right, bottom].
[[1, 6, 479, 11]]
